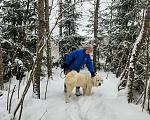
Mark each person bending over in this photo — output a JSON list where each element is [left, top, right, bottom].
[[64, 44, 96, 96]]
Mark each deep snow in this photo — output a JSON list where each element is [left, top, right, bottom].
[[0, 68, 150, 120], [1, 0, 150, 120]]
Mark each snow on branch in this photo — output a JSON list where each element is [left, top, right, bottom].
[[129, 1, 150, 68]]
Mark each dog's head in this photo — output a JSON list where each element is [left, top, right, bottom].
[[92, 74, 104, 87]]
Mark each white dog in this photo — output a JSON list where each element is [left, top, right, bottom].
[[65, 71, 104, 103]]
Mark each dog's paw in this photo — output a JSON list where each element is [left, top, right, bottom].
[[65, 96, 70, 103], [87, 93, 91, 96], [66, 100, 70, 103]]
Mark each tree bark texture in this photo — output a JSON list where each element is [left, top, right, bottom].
[[59, 0, 63, 38], [59, 0, 62, 56], [45, 0, 52, 79], [142, 32, 149, 111], [93, 0, 100, 72], [0, 39, 3, 90], [33, 0, 45, 99]]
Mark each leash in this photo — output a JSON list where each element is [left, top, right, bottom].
[[60, 70, 66, 79]]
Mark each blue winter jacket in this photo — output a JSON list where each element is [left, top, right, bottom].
[[64, 49, 95, 73]]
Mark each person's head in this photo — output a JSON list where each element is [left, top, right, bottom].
[[85, 44, 93, 54]]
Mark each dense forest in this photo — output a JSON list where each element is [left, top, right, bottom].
[[0, 0, 150, 119]]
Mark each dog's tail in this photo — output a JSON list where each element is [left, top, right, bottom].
[[65, 71, 77, 84]]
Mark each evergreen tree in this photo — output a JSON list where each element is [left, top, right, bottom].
[[83, 0, 149, 104], [102, 0, 149, 104], [59, 0, 85, 66], [103, 0, 143, 73], [128, 1, 150, 103], [0, 0, 38, 82], [86, 2, 106, 70]]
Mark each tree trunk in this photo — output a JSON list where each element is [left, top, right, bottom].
[[33, 0, 45, 99], [93, 0, 100, 72], [0, 39, 3, 91], [142, 32, 149, 111], [59, 0, 63, 57], [59, 0, 63, 38], [128, 1, 150, 103], [148, 35, 150, 113], [45, 0, 52, 79], [97, 42, 100, 70]]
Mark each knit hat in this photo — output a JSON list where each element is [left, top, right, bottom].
[[85, 44, 93, 51]]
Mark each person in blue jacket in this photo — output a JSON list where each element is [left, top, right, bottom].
[[63, 44, 96, 96]]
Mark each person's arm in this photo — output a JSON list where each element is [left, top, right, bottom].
[[86, 55, 95, 78]]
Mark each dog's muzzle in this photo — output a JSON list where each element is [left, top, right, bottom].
[[99, 83, 101, 86]]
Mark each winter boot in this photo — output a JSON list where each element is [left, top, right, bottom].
[[64, 84, 67, 93], [75, 87, 81, 96]]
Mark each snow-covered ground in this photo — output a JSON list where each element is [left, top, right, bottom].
[[0, 68, 150, 120], [1, 0, 150, 119]]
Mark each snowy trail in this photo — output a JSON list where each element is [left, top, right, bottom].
[[41, 69, 150, 120], [39, 69, 119, 120], [65, 94, 95, 120], [1, 68, 150, 120]]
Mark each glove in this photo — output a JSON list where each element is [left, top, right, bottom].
[[64, 63, 69, 68], [64, 63, 69, 74], [91, 72, 96, 78]]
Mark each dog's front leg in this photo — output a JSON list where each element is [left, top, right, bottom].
[[65, 84, 74, 103], [87, 86, 92, 96], [83, 88, 86, 96], [65, 94, 70, 103]]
